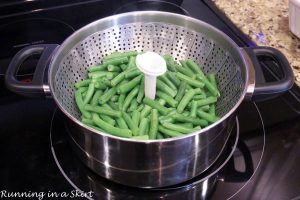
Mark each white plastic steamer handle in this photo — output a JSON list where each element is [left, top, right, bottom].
[[136, 52, 167, 99]]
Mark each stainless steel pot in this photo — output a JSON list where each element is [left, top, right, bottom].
[[5, 11, 294, 188], [52, 117, 253, 200]]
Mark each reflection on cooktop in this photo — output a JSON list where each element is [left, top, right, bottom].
[[114, 0, 189, 15]]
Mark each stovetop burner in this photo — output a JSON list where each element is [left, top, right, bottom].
[[50, 102, 265, 199], [114, 0, 189, 15]]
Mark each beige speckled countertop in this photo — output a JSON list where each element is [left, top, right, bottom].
[[212, 0, 300, 86]]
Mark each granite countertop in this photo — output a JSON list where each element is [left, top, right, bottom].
[[212, 0, 300, 86]]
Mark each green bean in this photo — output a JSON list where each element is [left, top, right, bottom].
[[81, 118, 95, 126], [179, 60, 194, 73], [137, 104, 144, 112], [111, 72, 125, 86], [177, 89, 196, 113], [161, 122, 194, 134], [160, 116, 175, 124], [99, 87, 117, 104], [100, 115, 116, 126], [158, 99, 167, 106], [190, 100, 198, 117], [209, 104, 216, 116], [108, 101, 119, 110], [107, 65, 121, 72], [196, 75, 220, 97], [178, 123, 193, 128], [122, 111, 139, 136], [176, 72, 204, 88], [82, 90, 87, 97], [94, 80, 107, 90], [172, 114, 208, 126], [139, 118, 150, 136], [156, 91, 178, 107], [88, 71, 109, 79], [182, 111, 190, 116], [125, 69, 141, 79], [186, 59, 204, 75], [175, 81, 187, 102], [101, 78, 112, 87], [118, 75, 142, 94], [156, 132, 164, 139], [196, 96, 217, 107], [88, 124, 104, 132], [122, 86, 139, 111], [159, 75, 177, 90], [88, 64, 107, 72], [158, 125, 184, 137], [159, 110, 177, 121], [103, 51, 137, 61], [75, 79, 91, 89], [143, 97, 169, 115], [132, 110, 141, 126], [163, 55, 177, 72], [85, 104, 121, 118], [166, 71, 181, 87], [82, 83, 95, 105], [110, 95, 118, 102], [140, 105, 152, 118], [136, 77, 144, 103], [194, 88, 205, 95], [116, 117, 129, 129], [149, 109, 158, 139], [103, 56, 129, 66], [186, 84, 193, 90], [102, 103, 112, 110], [116, 79, 129, 90], [157, 79, 177, 97], [106, 72, 118, 80], [75, 90, 92, 119], [77, 87, 88, 93], [128, 98, 138, 112], [91, 90, 103, 106], [208, 74, 218, 89], [92, 114, 132, 138], [132, 135, 149, 140], [101, 72, 118, 80], [197, 110, 220, 123], [175, 63, 194, 77], [193, 94, 206, 100], [120, 64, 128, 71], [118, 94, 126, 110], [199, 105, 210, 112], [127, 56, 136, 69]]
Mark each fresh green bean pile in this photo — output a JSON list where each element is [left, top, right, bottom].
[[74, 51, 221, 140]]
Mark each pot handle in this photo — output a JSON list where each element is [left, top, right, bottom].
[[243, 46, 294, 101], [5, 44, 59, 98], [218, 139, 254, 182]]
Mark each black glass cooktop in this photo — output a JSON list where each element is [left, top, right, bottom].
[[0, 0, 300, 200]]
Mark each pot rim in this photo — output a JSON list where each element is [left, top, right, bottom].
[[48, 11, 250, 143]]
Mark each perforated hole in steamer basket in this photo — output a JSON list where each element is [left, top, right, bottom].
[[54, 22, 244, 120]]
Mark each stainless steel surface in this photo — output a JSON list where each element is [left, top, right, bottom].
[[240, 48, 256, 100], [66, 115, 234, 187], [52, 115, 239, 200], [45, 11, 253, 187]]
